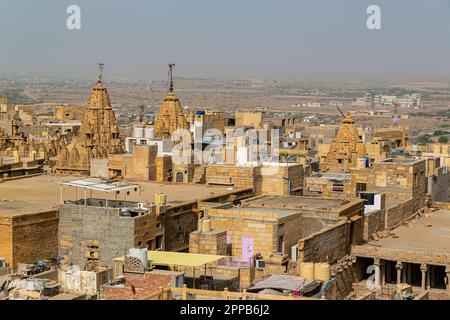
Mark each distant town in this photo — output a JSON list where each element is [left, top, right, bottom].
[[1, 61, 450, 302]]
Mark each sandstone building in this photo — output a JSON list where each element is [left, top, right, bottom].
[[0, 209, 58, 268], [351, 206, 450, 299], [153, 64, 189, 138], [321, 113, 367, 173], [58, 178, 252, 270], [55, 65, 124, 175]]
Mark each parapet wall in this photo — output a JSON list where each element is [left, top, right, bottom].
[[0, 209, 58, 268], [385, 197, 417, 230], [297, 220, 351, 264]]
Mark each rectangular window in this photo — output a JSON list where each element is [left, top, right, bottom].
[[155, 235, 163, 250], [356, 182, 367, 195]]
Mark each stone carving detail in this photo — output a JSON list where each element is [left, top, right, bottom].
[[153, 64, 189, 138], [56, 65, 123, 175], [322, 113, 367, 173]]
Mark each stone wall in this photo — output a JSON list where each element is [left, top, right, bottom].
[[428, 167, 450, 202], [300, 216, 340, 237], [304, 177, 334, 197], [189, 230, 227, 255], [255, 164, 304, 196], [0, 217, 13, 267], [281, 215, 303, 257], [297, 220, 351, 264], [156, 155, 172, 182], [364, 209, 385, 241], [123, 145, 157, 181], [205, 165, 259, 188], [134, 213, 163, 249], [164, 203, 199, 252], [58, 204, 135, 269], [0, 210, 58, 268], [385, 198, 417, 230], [330, 255, 356, 300], [208, 207, 279, 258]]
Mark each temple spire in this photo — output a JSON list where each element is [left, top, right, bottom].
[[98, 63, 104, 83], [167, 63, 175, 92]]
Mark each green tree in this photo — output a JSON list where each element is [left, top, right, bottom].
[[438, 136, 449, 143], [417, 134, 431, 144]]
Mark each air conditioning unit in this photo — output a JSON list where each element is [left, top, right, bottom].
[[136, 203, 149, 211], [255, 259, 265, 269]]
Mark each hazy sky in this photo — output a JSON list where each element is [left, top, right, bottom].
[[1, 0, 450, 80]]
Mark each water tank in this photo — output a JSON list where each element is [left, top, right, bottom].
[[134, 126, 144, 138], [195, 111, 205, 116], [128, 248, 148, 268], [201, 219, 211, 233], [314, 263, 331, 281], [155, 193, 167, 206], [144, 127, 154, 139], [299, 262, 315, 280]]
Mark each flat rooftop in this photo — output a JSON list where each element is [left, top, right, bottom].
[[376, 158, 421, 165], [352, 210, 450, 265], [0, 174, 236, 216], [242, 195, 352, 210], [225, 205, 300, 218]]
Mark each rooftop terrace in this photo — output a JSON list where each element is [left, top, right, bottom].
[[242, 195, 353, 210], [352, 210, 450, 265], [0, 174, 235, 216]]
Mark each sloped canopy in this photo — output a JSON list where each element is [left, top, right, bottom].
[[114, 251, 225, 268], [61, 178, 139, 193], [248, 275, 320, 293]]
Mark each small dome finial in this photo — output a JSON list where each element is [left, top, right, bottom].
[[98, 63, 104, 83], [167, 63, 175, 92]]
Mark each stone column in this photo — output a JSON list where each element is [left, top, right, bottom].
[[430, 265, 435, 288], [445, 266, 450, 298], [350, 255, 357, 281], [402, 263, 408, 283], [420, 264, 428, 291], [407, 263, 412, 284], [386, 261, 391, 283], [373, 258, 381, 289], [395, 261, 403, 285]]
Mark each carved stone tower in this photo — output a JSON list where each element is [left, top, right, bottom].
[[153, 64, 189, 138], [55, 64, 124, 175], [322, 112, 367, 173]]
